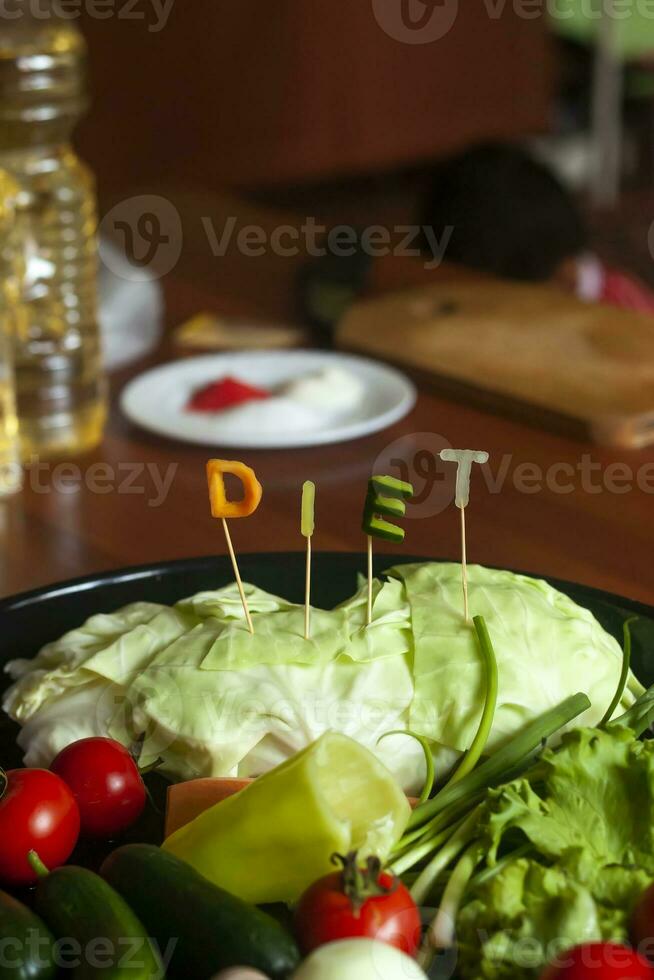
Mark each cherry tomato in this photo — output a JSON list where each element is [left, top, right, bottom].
[[51, 737, 146, 838], [0, 768, 79, 886], [632, 882, 654, 957], [295, 852, 421, 956], [540, 943, 654, 980]]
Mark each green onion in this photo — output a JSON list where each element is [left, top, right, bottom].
[[468, 842, 533, 890], [408, 692, 591, 831], [444, 615, 499, 787], [410, 808, 481, 906], [395, 791, 486, 856], [390, 812, 470, 877], [378, 730, 435, 805], [608, 682, 654, 737], [601, 617, 637, 727], [423, 841, 484, 957]]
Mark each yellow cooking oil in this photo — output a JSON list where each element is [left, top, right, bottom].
[[0, 170, 23, 495], [0, 6, 106, 459]]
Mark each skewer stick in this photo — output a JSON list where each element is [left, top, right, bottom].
[[206, 459, 262, 636], [305, 534, 312, 640], [460, 505, 469, 623], [301, 481, 316, 640], [439, 450, 489, 624], [222, 517, 254, 634], [367, 534, 374, 626]]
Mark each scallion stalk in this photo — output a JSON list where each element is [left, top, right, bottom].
[[408, 692, 591, 831], [601, 617, 637, 726], [608, 682, 654, 738], [378, 730, 435, 805], [391, 812, 469, 877], [424, 841, 484, 955], [410, 808, 481, 906], [444, 615, 499, 787], [468, 842, 533, 891]]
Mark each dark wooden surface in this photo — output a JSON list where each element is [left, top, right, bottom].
[[79, 2, 551, 191], [2, 246, 653, 606]]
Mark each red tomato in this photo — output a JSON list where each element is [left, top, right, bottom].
[[51, 737, 146, 838], [540, 943, 654, 980], [632, 882, 654, 957], [295, 852, 421, 956], [0, 768, 79, 885]]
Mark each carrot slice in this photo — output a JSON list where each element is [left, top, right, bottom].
[[165, 777, 252, 838]]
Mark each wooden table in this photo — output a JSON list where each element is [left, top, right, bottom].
[[2, 248, 654, 607]]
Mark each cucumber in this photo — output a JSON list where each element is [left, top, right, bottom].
[[101, 844, 301, 980], [33, 866, 163, 980], [0, 890, 56, 980]]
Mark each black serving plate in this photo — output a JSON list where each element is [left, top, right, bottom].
[[1, 553, 653, 879], [3, 552, 654, 761]]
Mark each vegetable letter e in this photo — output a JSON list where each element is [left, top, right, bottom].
[[362, 475, 414, 544]]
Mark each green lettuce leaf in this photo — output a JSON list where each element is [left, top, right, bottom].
[[483, 727, 654, 877], [457, 858, 645, 980], [457, 727, 654, 979]]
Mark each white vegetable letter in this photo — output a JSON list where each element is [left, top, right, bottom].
[[439, 449, 489, 508]]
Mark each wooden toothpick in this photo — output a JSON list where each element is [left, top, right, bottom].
[[439, 449, 489, 624], [460, 505, 469, 623], [222, 518, 254, 634], [206, 459, 262, 636], [301, 481, 315, 640], [367, 534, 374, 626], [305, 535, 312, 640]]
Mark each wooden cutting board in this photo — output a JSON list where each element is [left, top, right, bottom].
[[337, 279, 654, 447]]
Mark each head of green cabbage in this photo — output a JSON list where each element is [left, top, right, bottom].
[[2, 563, 641, 794]]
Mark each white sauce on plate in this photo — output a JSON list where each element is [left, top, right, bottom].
[[206, 367, 365, 435]]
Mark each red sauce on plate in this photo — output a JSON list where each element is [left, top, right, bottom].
[[187, 376, 271, 413]]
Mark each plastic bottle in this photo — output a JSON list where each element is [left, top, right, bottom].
[[0, 2, 106, 458], [0, 170, 23, 495]]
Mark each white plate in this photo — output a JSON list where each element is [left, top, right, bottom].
[[120, 350, 416, 449]]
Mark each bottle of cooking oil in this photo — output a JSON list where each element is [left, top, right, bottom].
[[0, 170, 23, 495], [0, 2, 107, 459]]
